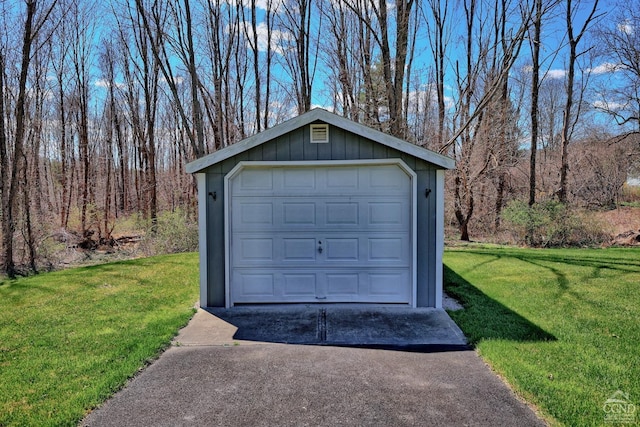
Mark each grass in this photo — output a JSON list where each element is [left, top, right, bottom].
[[0, 253, 199, 427], [620, 201, 640, 208], [444, 246, 640, 426], [2, 247, 638, 426]]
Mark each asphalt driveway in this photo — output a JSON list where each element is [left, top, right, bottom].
[[81, 308, 546, 426]]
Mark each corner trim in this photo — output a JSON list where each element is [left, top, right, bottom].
[[196, 173, 208, 308], [434, 169, 445, 309]]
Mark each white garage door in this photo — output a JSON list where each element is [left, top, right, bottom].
[[227, 161, 414, 305]]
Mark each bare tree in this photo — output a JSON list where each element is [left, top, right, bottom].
[[321, 0, 361, 120], [118, 1, 161, 223], [241, 0, 276, 131], [492, 0, 525, 229], [0, 47, 10, 273], [262, 0, 276, 129], [98, 39, 120, 238], [278, 0, 319, 114], [570, 134, 635, 207], [424, 0, 451, 146], [133, 0, 206, 158], [342, 0, 420, 136], [528, 0, 542, 206], [50, 6, 75, 229], [557, 0, 600, 203], [377, 0, 416, 136], [68, 0, 97, 235], [594, 0, 640, 131], [447, 0, 531, 240], [1, 0, 58, 277]]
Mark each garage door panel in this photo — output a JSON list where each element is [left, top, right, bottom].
[[369, 271, 407, 295], [368, 165, 409, 190], [229, 163, 413, 305], [283, 238, 317, 260], [240, 238, 274, 261], [368, 238, 406, 261], [237, 273, 275, 297], [326, 168, 359, 189], [233, 167, 411, 196], [283, 202, 316, 224], [233, 268, 410, 303], [239, 202, 273, 225], [235, 234, 409, 267], [238, 169, 273, 190], [326, 273, 359, 295], [325, 238, 359, 260], [283, 169, 316, 189], [234, 197, 409, 231], [325, 202, 359, 225], [283, 274, 317, 296], [368, 201, 406, 225]]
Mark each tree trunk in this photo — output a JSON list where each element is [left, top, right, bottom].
[[494, 172, 506, 230], [249, 0, 262, 132], [0, 52, 9, 271], [3, 0, 37, 278], [529, 0, 542, 207], [558, 0, 599, 204], [263, 0, 273, 129], [427, 0, 448, 146], [183, 0, 206, 156]]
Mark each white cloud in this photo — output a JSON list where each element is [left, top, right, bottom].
[[520, 66, 566, 79], [254, 0, 287, 12], [589, 62, 621, 74], [94, 79, 124, 89], [593, 100, 627, 110], [545, 69, 566, 79], [617, 20, 634, 35], [405, 84, 454, 111], [311, 103, 332, 111], [159, 76, 184, 85], [241, 21, 293, 54]]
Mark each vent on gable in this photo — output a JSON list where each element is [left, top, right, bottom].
[[310, 124, 329, 143]]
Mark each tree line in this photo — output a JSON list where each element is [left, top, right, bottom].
[[1, 0, 639, 277]]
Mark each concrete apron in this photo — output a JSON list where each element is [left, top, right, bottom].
[[83, 308, 547, 426], [173, 306, 468, 350]]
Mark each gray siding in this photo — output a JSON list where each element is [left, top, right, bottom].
[[205, 172, 226, 307], [415, 165, 437, 307], [202, 124, 440, 307]]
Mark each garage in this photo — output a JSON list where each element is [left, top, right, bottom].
[[227, 161, 415, 305], [186, 108, 454, 309]]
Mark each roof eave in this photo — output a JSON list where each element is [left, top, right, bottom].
[[186, 109, 455, 173]]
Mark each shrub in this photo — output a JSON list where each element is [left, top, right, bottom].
[[621, 183, 640, 207], [502, 200, 609, 247], [139, 208, 199, 256]]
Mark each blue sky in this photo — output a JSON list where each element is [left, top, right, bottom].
[[84, 0, 634, 136]]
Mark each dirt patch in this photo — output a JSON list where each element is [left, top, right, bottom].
[[596, 206, 640, 246], [52, 230, 145, 268]]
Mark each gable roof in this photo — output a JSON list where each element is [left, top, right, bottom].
[[186, 108, 455, 173]]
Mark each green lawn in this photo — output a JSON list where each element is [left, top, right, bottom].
[[0, 253, 199, 427], [2, 248, 638, 426], [444, 246, 640, 426]]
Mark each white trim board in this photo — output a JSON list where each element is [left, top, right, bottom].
[[196, 173, 209, 307], [223, 159, 418, 308]]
